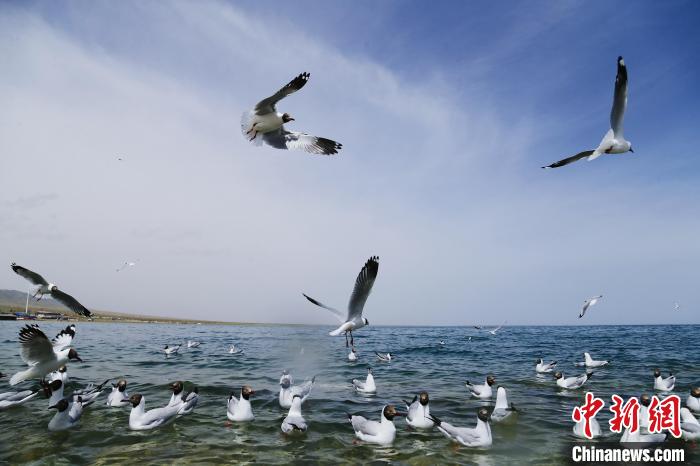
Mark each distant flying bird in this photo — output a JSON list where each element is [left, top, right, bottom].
[[116, 260, 138, 272], [304, 256, 378, 347], [674, 302, 681, 311], [241, 72, 342, 155], [579, 295, 603, 319], [489, 322, 506, 335], [473, 326, 482, 330], [543, 56, 633, 169], [10, 263, 92, 317]]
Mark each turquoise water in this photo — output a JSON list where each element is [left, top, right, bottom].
[[0, 322, 698, 464]]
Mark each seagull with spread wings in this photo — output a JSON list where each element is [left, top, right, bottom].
[[9, 325, 83, 386], [543, 56, 633, 169], [241, 72, 342, 155], [579, 295, 603, 319], [10, 263, 92, 318], [304, 256, 379, 347]]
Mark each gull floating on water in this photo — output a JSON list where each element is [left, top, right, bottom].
[[536, 358, 557, 373], [579, 296, 602, 319], [11, 263, 92, 317], [48, 397, 84, 432], [167, 381, 199, 415], [375, 352, 393, 362], [49, 365, 69, 384], [0, 389, 39, 410], [554, 371, 591, 390], [279, 370, 315, 408], [9, 325, 82, 386], [466, 375, 495, 399], [163, 345, 181, 356], [576, 352, 608, 368], [124, 394, 180, 431], [573, 410, 602, 439], [241, 72, 341, 155], [227, 386, 255, 422], [107, 379, 129, 407], [349, 405, 402, 446], [543, 56, 633, 169], [352, 367, 376, 394], [228, 345, 243, 355], [620, 425, 666, 447], [304, 256, 379, 347], [653, 369, 675, 392], [348, 347, 358, 361], [187, 340, 201, 348], [281, 395, 308, 434], [680, 408, 700, 440], [404, 391, 435, 429], [491, 387, 518, 423], [428, 408, 492, 448]]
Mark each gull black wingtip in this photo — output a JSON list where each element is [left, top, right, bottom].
[[426, 413, 441, 426]]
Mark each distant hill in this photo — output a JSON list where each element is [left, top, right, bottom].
[[0, 289, 63, 309]]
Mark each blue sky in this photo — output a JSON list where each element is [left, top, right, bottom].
[[1, 1, 698, 325]]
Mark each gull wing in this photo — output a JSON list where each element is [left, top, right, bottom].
[[18, 325, 55, 366], [347, 256, 379, 321], [50, 289, 92, 317], [350, 415, 381, 436], [436, 420, 479, 444], [254, 72, 310, 115], [303, 293, 344, 323], [262, 128, 342, 155], [52, 325, 76, 351], [542, 150, 595, 169], [610, 56, 628, 139], [11, 263, 49, 286]]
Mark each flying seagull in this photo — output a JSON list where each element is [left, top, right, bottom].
[[579, 295, 603, 319], [489, 322, 506, 335], [674, 302, 681, 311], [10, 263, 92, 317], [241, 72, 342, 155], [543, 56, 633, 169], [116, 260, 138, 272], [304, 256, 378, 347]]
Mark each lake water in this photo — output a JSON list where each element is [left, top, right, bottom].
[[0, 322, 698, 464]]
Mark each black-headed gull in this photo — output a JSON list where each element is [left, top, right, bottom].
[[573, 411, 602, 439], [167, 381, 199, 415], [123, 394, 180, 430], [687, 387, 700, 412], [577, 352, 608, 368], [281, 395, 307, 434], [0, 389, 39, 410], [348, 347, 358, 361], [554, 371, 591, 390], [535, 358, 557, 373], [404, 391, 435, 429], [11, 263, 92, 317], [349, 405, 403, 445], [241, 72, 341, 155], [681, 408, 700, 440], [466, 375, 495, 399], [279, 371, 315, 408], [107, 379, 129, 407], [228, 344, 243, 355], [163, 344, 180, 356], [227, 386, 255, 422], [620, 426, 666, 447], [578, 296, 602, 319], [653, 369, 675, 392], [304, 256, 378, 347], [43, 378, 109, 408], [116, 260, 138, 272], [186, 341, 200, 348], [352, 367, 377, 394], [428, 408, 492, 448], [488, 323, 505, 335], [543, 57, 633, 169], [491, 387, 518, 423], [9, 325, 82, 386], [375, 352, 393, 362], [49, 365, 69, 384], [48, 397, 83, 431], [639, 394, 652, 432]]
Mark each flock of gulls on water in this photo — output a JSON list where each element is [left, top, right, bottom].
[[2, 56, 697, 449]]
